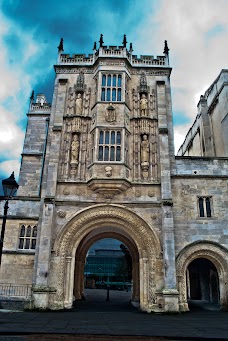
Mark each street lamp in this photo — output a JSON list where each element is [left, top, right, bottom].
[[0, 172, 19, 266]]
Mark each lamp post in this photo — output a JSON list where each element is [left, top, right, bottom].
[[0, 172, 19, 266]]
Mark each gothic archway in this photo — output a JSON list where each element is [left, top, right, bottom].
[[176, 241, 228, 311], [50, 204, 162, 312], [74, 233, 137, 308]]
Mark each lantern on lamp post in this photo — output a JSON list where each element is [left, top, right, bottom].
[[0, 172, 19, 266]]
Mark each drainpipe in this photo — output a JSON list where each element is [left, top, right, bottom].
[[38, 117, 50, 196]]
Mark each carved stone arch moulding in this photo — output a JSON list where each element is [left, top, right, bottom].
[[176, 241, 228, 311], [54, 204, 161, 256], [52, 204, 162, 308]]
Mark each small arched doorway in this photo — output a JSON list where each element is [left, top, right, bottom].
[[176, 241, 228, 312], [73, 230, 140, 310], [187, 258, 220, 309]]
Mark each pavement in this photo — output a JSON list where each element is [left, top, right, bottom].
[[0, 289, 228, 340]]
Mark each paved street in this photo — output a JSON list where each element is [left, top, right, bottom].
[[0, 289, 228, 340]]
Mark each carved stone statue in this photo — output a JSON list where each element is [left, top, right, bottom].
[[141, 134, 150, 163], [140, 94, 148, 116], [70, 134, 80, 165], [66, 89, 75, 115], [75, 93, 83, 115], [105, 166, 112, 177], [141, 134, 150, 179]]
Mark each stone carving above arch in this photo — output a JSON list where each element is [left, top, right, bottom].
[[54, 204, 161, 257], [176, 241, 228, 311], [176, 241, 228, 274]]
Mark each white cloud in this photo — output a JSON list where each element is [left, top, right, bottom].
[[0, 159, 21, 179], [0, 12, 47, 177], [174, 124, 193, 155], [0, 106, 24, 158], [135, 0, 228, 152]]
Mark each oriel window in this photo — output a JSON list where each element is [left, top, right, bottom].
[[101, 74, 122, 102], [98, 130, 122, 161]]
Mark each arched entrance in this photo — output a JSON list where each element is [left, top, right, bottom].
[[50, 204, 162, 312], [84, 238, 132, 292], [176, 241, 228, 311], [74, 232, 138, 309], [187, 258, 220, 309], [74, 237, 134, 311]]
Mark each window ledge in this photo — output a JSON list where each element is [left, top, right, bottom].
[[3, 250, 35, 255], [87, 178, 131, 198]]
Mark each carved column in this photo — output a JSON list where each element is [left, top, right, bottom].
[[74, 260, 83, 300], [132, 260, 140, 302], [64, 256, 73, 308], [80, 262, 85, 299], [139, 257, 149, 312]]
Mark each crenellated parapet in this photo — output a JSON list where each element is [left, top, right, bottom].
[[29, 93, 51, 114], [59, 53, 94, 65], [131, 55, 166, 66], [56, 35, 169, 68]]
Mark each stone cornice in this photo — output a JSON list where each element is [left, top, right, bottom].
[[171, 174, 228, 179], [0, 215, 39, 220]]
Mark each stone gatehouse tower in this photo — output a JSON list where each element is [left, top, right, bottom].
[[1, 36, 228, 313]]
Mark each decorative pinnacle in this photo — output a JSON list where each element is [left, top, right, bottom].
[[58, 38, 64, 52], [122, 34, 127, 47], [163, 40, 169, 55], [99, 34, 104, 47], [30, 90, 34, 102]]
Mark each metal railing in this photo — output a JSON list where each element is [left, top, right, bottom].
[[0, 284, 32, 298]]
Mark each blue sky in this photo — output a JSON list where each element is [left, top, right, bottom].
[[0, 0, 228, 188]]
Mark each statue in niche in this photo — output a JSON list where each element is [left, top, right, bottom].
[[75, 93, 83, 115], [66, 88, 75, 115], [70, 134, 80, 165], [140, 94, 148, 116], [141, 134, 150, 178], [141, 134, 150, 163], [84, 88, 91, 116]]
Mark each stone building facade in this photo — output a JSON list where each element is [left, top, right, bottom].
[[0, 36, 228, 313], [178, 69, 228, 157]]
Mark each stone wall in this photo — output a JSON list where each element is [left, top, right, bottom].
[[0, 253, 35, 285], [177, 69, 228, 157], [175, 157, 228, 176], [172, 167, 228, 255], [18, 111, 50, 197]]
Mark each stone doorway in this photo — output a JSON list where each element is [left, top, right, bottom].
[[187, 258, 220, 310], [176, 242, 228, 312], [73, 233, 139, 310]]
